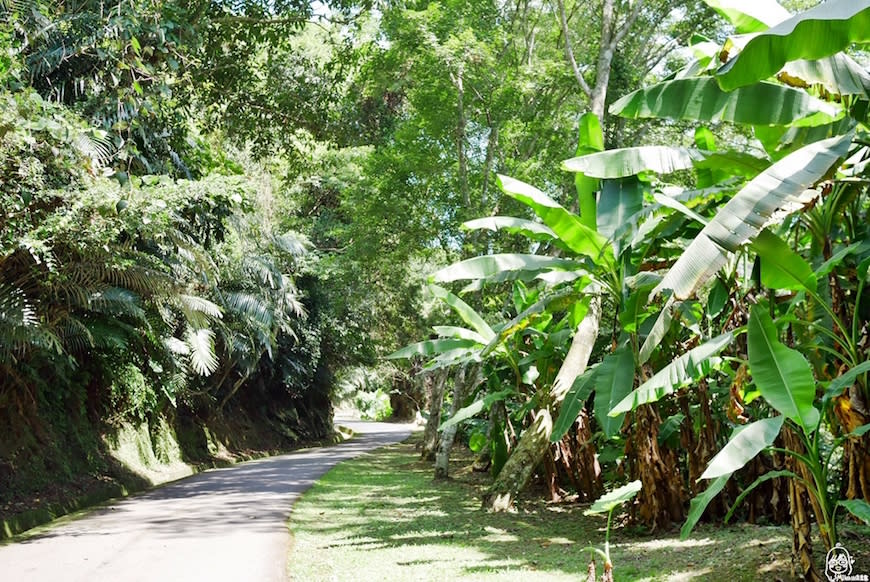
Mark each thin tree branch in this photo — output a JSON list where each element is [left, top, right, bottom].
[[556, 0, 592, 99]]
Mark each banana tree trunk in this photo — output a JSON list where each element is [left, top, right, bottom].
[[839, 386, 870, 503], [420, 368, 448, 461], [627, 403, 685, 530], [435, 364, 480, 479], [783, 428, 822, 581], [482, 298, 600, 510]]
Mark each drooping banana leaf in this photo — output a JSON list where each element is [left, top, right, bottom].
[[779, 54, 870, 99], [562, 146, 705, 178], [755, 117, 857, 161], [653, 133, 851, 300], [593, 346, 635, 439], [575, 112, 604, 230], [498, 175, 614, 266], [550, 365, 597, 443], [386, 338, 481, 360], [431, 254, 584, 284], [823, 360, 870, 405], [748, 306, 820, 434], [427, 284, 495, 342], [610, 77, 840, 127], [701, 416, 785, 479], [716, 0, 870, 91], [839, 499, 870, 526], [680, 475, 730, 540], [752, 229, 817, 292], [462, 216, 557, 242], [431, 326, 488, 344], [610, 332, 733, 415], [702, 0, 790, 33], [439, 389, 516, 431]]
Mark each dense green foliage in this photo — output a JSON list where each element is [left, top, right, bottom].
[[4, 0, 870, 578]]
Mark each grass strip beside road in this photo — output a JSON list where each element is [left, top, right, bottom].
[[287, 435, 813, 581]]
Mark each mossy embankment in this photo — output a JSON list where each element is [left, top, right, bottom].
[[1, 377, 335, 540]]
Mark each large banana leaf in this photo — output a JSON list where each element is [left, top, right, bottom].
[[439, 389, 515, 431], [593, 346, 635, 439], [717, 0, 870, 91], [563, 146, 705, 178], [575, 112, 604, 230], [386, 338, 480, 360], [680, 475, 730, 540], [839, 499, 870, 526], [752, 229, 817, 292], [598, 177, 645, 245], [823, 360, 870, 404], [701, 416, 784, 479], [702, 0, 789, 33], [610, 77, 840, 127], [427, 285, 495, 342], [462, 216, 556, 242], [610, 332, 733, 415], [779, 54, 870, 99], [550, 366, 597, 443], [498, 175, 613, 266], [431, 326, 488, 343], [653, 134, 851, 300], [748, 306, 820, 434], [755, 117, 857, 161], [432, 254, 583, 284]]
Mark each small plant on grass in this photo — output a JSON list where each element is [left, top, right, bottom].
[[582, 479, 641, 582]]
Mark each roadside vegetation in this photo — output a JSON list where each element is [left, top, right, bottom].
[[2, 0, 870, 578], [288, 435, 870, 581]]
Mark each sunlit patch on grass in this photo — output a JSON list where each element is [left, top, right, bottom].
[[625, 537, 715, 551], [288, 437, 796, 581]]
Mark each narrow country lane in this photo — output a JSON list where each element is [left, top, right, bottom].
[[0, 419, 413, 582]]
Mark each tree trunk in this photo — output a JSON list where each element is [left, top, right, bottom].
[[421, 368, 448, 461], [783, 427, 822, 581], [482, 298, 600, 510], [434, 364, 480, 479], [837, 385, 870, 503], [482, 408, 553, 510], [628, 404, 685, 530]]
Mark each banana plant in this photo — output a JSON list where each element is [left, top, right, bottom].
[[678, 305, 870, 548]]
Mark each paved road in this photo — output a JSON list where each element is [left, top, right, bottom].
[[0, 419, 413, 582]]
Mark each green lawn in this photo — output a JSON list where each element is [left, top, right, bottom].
[[287, 435, 866, 581]]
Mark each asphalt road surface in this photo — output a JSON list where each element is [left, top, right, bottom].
[[0, 419, 413, 582]]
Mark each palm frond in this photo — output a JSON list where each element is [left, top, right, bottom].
[[175, 293, 223, 326], [72, 130, 115, 167], [273, 231, 310, 258], [89, 287, 146, 320], [184, 326, 218, 376], [224, 291, 274, 329], [0, 282, 37, 327], [243, 255, 283, 289]]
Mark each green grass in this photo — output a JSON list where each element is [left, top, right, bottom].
[[287, 436, 848, 581]]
